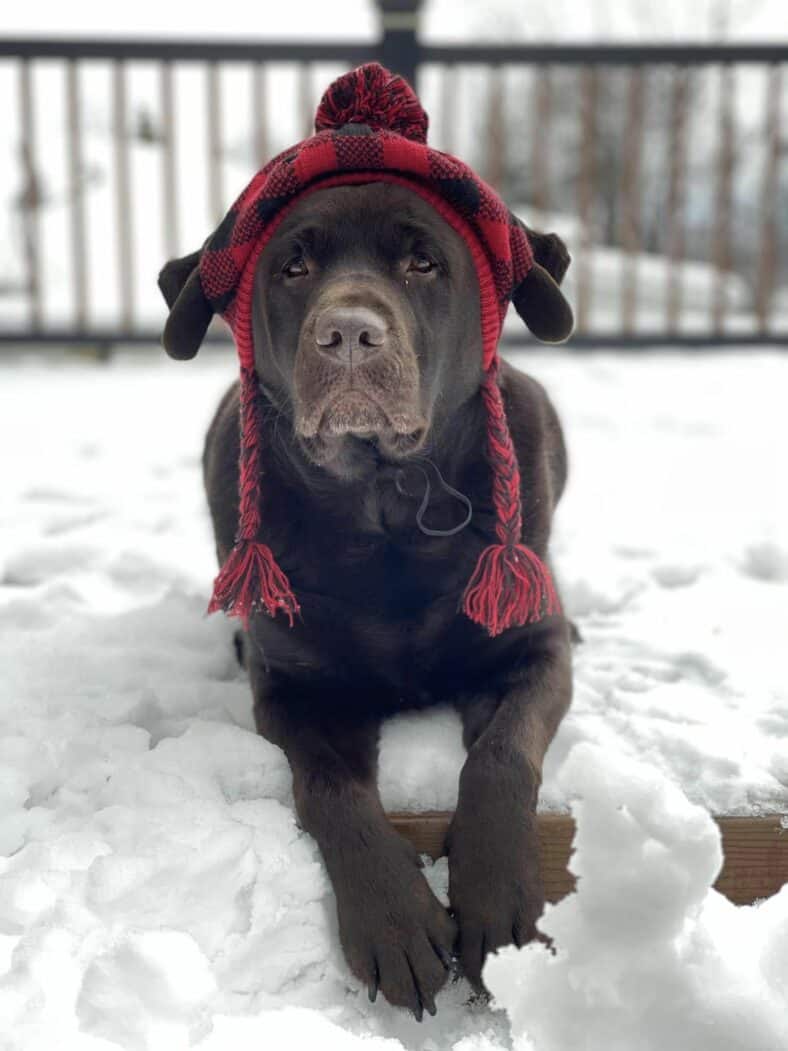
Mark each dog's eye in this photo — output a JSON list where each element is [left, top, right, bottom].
[[283, 256, 309, 278], [407, 253, 438, 275]]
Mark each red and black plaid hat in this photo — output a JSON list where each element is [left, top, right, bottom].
[[158, 62, 573, 637]]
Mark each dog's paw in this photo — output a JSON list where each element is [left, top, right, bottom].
[[447, 809, 546, 993], [335, 834, 456, 1020]]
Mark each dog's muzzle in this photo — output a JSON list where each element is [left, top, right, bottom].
[[294, 287, 426, 450]]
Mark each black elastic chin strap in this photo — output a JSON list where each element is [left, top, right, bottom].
[[258, 380, 474, 537], [395, 455, 473, 537]]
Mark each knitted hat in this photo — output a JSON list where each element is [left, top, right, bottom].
[[158, 62, 573, 637]]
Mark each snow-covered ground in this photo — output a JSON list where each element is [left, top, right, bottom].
[[1, 346, 786, 1049]]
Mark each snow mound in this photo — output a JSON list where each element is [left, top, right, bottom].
[[484, 742, 788, 1051]]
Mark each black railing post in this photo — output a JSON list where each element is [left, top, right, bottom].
[[376, 0, 424, 89]]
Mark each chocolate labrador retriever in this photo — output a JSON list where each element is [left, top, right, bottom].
[[162, 181, 572, 1018]]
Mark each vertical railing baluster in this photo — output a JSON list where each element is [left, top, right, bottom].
[[532, 66, 552, 216], [207, 62, 223, 223], [439, 63, 456, 154], [113, 60, 134, 331], [712, 64, 735, 334], [665, 66, 689, 333], [66, 59, 88, 328], [486, 66, 505, 191], [160, 60, 179, 260], [298, 63, 313, 140], [619, 67, 645, 334], [576, 66, 598, 335], [755, 63, 782, 334], [252, 63, 269, 167], [18, 57, 42, 329]]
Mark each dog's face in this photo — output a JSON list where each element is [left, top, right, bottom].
[[251, 183, 483, 479], [159, 181, 573, 480]]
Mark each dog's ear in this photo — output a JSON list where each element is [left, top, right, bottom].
[[511, 224, 574, 343], [158, 249, 214, 360]]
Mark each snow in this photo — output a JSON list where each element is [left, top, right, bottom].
[[3, 0, 786, 43], [1, 346, 786, 1048], [484, 743, 788, 1051]]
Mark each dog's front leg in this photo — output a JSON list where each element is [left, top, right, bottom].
[[448, 622, 572, 992], [249, 658, 455, 1019]]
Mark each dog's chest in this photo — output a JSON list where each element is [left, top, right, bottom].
[[257, 595, 483, 707], [254, 462, 500, 700], [259, 527, 488, 701]]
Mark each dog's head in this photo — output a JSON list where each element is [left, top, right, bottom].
[[159, 182, 572, 479]]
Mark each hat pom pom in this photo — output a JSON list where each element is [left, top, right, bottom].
[[314, 62, 428, 143]]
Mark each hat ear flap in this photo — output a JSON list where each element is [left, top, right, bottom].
[[511, 223, 574, 343], [158, 250, 214, 360], [520, 225, 571, 285], [512, 263, 574, 344]]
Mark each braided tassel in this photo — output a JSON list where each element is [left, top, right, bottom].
[[463, 543, 560, 638], [462, 361, 560, 637], [208, 540, 299, 629], [207, 366, 300, 629]]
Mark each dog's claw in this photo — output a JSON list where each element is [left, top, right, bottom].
[[421, 989, 437, 1017], [368, 964, 379, 1003], [406, 956, 424, 1022]]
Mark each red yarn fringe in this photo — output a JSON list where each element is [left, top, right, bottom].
[[462, 542, 560, 638], [207, 540, 300, 629]]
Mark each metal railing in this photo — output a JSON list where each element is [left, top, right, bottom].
[[0, 2, 786, 349]]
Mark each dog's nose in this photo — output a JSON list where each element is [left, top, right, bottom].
[[314, 306, 388, 363]]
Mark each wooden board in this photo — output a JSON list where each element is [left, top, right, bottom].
[[387, 811, 787, 906]]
